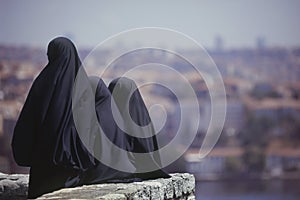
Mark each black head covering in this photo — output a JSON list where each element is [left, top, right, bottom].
[[108, 77, 170, 178], [108, 77, 159, 153]]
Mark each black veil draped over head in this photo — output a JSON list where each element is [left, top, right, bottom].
[[108, 77, 170, 179], [11, 37, 169, 199]]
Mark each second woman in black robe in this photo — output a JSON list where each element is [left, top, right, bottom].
[[108, 77, 170, 179]]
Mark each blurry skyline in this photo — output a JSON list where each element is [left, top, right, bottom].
[[1, 0, 300, 49]]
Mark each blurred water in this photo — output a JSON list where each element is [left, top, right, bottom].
[[196, 180, 300, 200]]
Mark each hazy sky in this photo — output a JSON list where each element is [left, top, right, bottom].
[[1, 0, 300, 49]]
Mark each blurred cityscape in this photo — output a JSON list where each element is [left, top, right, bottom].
[[0, 41, 300, 184]]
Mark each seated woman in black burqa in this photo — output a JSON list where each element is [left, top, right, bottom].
[[11, 37, 169, 199]]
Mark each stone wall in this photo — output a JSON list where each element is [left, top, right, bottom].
[[0, 172, 195, 200]]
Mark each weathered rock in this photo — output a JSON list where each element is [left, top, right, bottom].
[[0, 172, 29, 200], [0, 172, 195, 200]]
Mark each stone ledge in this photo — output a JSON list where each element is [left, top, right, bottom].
[[0, 172, 195, 200], [0, 173, 29, 200]]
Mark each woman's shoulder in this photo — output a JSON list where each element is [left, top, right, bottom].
[[88, 76, 111, 98]]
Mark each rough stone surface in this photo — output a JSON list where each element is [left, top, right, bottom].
[[0, 172, 195, 200], [0, 172, 29, 200]]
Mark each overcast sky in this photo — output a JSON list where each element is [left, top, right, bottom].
[[1, 0, 300, 49]]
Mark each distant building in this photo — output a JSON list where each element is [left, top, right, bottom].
[[214, 35, 224, 52], [185, 148, 243, 179], [198, 99, 245, 135], [252, 82, 273, 95], [225, 100, 245, 135], [245, 98, 300, 121], [266, 148, 300, 176], [256, 36, 266, 49]]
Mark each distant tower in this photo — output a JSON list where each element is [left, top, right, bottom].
[[214, 35, 224, 52], [256, 36, 266, 49]]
